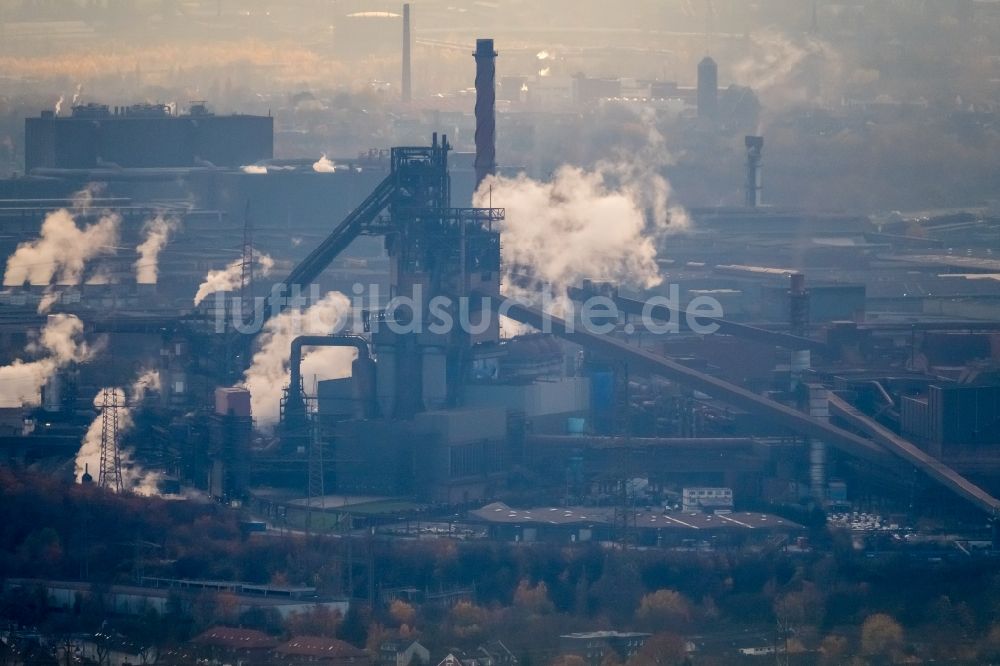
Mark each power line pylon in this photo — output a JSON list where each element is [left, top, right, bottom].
[[239, 200, 254, 317], [306, 414, 326, 534], [97, 389, 123, 493]]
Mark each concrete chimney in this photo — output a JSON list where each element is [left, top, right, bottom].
[[474, 38, 497, 190], [745, 135, 763, 207], [697, 56, 718, 120], [402, 4, 412, 103]]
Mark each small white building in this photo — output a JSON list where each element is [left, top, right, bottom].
[[681, 487, 733, 513]]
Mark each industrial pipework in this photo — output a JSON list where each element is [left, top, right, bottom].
[[284, 335, 375, 442]]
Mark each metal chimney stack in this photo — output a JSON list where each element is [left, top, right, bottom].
[[744, 135, 763, 207], [402, 4, 412, 103], [474, 38, 497, 190]]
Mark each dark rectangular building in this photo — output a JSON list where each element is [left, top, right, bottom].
[[25, 103, 272, 171]]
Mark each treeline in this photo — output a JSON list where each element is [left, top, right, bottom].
[[2, 468, 1000, 662]]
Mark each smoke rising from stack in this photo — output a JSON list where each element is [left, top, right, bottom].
[[135, 214, 179, 284], [241, 291, 353, 429], [0, 314, 94, 408], [313, 155, 338, 173], [473, 111, 689, 307], [74, 371, 162, 496], [193, 252, 275, 306], [3, 207, 120, 292], [733, 31, 845, 117]]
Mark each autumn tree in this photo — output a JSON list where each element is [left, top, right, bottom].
[[818, 634, 849, 665], [284, 605, 343, 638], [773, 583, 825, 632], [448, 601, 488, 641], [389, 600, 417, 627], [636, 590, 692, 631], [514, 579, 555, 615], [550, 655, 586, 666], [626, 633, 687, 666], [861, 613, 904, 659]]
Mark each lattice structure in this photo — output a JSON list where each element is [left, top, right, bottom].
[[307, 415, 325, 506], [239, 201, 254, 314], [97, 389, 123, 493], [305, 414, 326, 534]]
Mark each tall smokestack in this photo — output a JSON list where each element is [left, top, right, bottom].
[[697, 56, 718, 121], [474, 38, 497, 190], [745, 135, 763, 207], [402, 4, 412, 103]]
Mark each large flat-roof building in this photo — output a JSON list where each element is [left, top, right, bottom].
[[25, 102, 272, 171]]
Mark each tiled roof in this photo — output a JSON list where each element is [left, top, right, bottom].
[[277, 636, 368, 658], [191, 626, 278, 649]]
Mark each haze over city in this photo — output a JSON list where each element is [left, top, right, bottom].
[[0, 1, 999, 664]]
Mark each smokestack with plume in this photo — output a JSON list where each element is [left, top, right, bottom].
[[313, 155, 338, 173], [3, 187, 120, 313], [242, 291, 353, 429], [3, 207, 120, 286], [473, 109, 689, 310], [75, 371, 162, 496], [193, 252, 274, 306], [135, 214, 179, 284], [732, 31, 845, 120], [0, 314, 95, 408]]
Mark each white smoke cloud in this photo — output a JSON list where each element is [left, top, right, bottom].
[[3, 207, 120, 288], [130, 367, 162, 403], [193, 252, 275, 306], [732, 31, 844, 114], [0, 314, 94, 408], [473, 109, 689, 308], [75, 377, 162, 496], [313, 155, 338, 173], [135, 214, 179, 284], [241, 165, 268, 174], [54, 95, 64, 116], [242, 291, 353, 429], [71, 83, 82, 106]]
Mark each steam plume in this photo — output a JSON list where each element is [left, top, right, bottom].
[[313, 155, 338, 173], [3, 191, 121, 313], [75, 373, 162, 496], [3, 208, 119, 287], [733, 31, 845, 114], [0, 314, 94, 408], [193, 252, 275, 306], [135, 214, 179, 284], [242, 291, 353, 428], [54, 96, 64, 116], [241, 165, 268, 174], [473, 110, 689, 306]]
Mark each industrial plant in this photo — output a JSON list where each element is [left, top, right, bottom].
[[1, 0, 1000, 663]]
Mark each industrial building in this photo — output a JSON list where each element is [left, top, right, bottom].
[[25, 102, 273, 171], [0, 32, 996, 555]]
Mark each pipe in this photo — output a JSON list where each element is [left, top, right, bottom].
[[286, 335, 372, 421], [829, 393, 1000, 516], [528, 435, 756, 450], [483, 295, 892, 464], [473, 38, 497, 191]]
